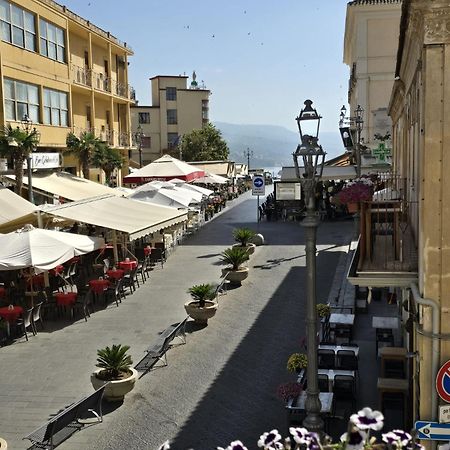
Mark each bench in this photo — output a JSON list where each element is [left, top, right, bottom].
[[23, 384, 108, 449], [134, 317, 188, 376]]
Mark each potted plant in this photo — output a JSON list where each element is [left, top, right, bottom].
[[184, 283, 218, 325], [276, 381, 303, 402], [286, 352, 308, 373], [220, 246, 250, 285], [90, 344, 138, 401], [336, 177, 374, 213], [232, 227, 256, 255], [316, 303, 331, 319]]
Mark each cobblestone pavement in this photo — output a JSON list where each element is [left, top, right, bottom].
[[0, 189, 354, 449]]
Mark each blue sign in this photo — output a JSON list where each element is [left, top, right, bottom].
[[252, 175, 265, 196], [253, 177, 264, 188], [415, 421, 450, 440]]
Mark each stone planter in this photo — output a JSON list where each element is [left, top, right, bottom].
[[221, 267, 249, 285], [184, 300, 218, 324], [232, 243, 256, 255], [90, 368, 138, 402]]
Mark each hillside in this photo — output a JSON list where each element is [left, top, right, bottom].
[[214, 121, 343, 168]]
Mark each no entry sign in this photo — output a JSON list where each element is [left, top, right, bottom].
[[436, 360, 450, 403]]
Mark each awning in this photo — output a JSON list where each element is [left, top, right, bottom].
[[40, 194, 188, 240], [4, 171, 119, 201], [188, 161, 235, 178], [0, 188, 38, 233]]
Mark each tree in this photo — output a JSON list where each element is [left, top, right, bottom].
[[0, 124, 40, 196], [91, 145, 124, 186], [178, 123, 229, 162], [65, 131, 104, 179]]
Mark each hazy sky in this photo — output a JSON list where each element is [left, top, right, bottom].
[[62, 0, 350, 133]]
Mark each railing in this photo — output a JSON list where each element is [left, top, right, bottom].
[[71, 65, 92, 87], [70, 127, 130, 148]]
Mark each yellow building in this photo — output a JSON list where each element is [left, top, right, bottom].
[[0, 0, 134, 185], [131, 73, 210, 166]]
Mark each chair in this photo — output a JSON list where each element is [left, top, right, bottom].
[[149, 248, 164, 268], [318, 349, 335, 370], [72, 290, 93, 321], [122, 267, 138, 294], [106, 278, 125, 306], [318, 373, 330, 392], [333, 374, 356, 409], [376, 329, 394, 353], [32, 302, 44, 332], [136, 260, 147, 284], [16, 308, 35, 341], [335, 327, 351, 345]]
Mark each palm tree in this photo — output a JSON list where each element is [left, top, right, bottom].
[[0, 124, 40, 196], [65, 131, 104, 179], [91, 145, 124, 186]]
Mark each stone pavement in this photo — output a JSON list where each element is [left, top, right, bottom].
[[0, 189, 355, 449]]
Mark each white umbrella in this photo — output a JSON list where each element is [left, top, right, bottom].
[[169, 179, 214, 197], [0, 224, 105, 271], [193, 172, 229, 185], [129, 184, 191, 208]]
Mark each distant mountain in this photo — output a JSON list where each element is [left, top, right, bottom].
[[214, 121, 343, 168]]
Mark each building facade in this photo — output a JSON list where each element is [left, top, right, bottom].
[[131, 73, 210, 165], [0, 0, 134, 185]]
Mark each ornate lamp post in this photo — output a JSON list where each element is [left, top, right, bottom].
[[293, 99, 326, 432], [339, 104, 364, 177], [243, 147, 253, 172], [21, 114, 40, 204], [134, 124, 145, 168]]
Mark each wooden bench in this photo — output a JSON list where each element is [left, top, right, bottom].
[[134, 317, 188, 376], [23, 384, 108, 449]]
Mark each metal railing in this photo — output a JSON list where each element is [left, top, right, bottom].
[[72, 65, 92, 87], [70, 127, 131, 148]]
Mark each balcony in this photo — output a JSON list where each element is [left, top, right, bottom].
[[72, 65, 92, 87], [347, 175, 418, 288], [71, 127, 130, 148]]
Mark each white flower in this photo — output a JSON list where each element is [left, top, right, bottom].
[[289, 427, 309, 444], [257, 429, 283, 449], [382, 430, 411, 447], [341, 429, 368, 450], [350, 407, 384, 431], [158, 441, 170, 450], [217, 440, 248, 450]]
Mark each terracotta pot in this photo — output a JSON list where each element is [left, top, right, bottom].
[[232, 243, 256, 255], [347, 202, 359, 213], [90, 368, 138, 402], [221, 267, 249, 285], [184, 300, 218, 324]]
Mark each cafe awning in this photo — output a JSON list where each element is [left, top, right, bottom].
[[4, 171, 119, 201], [40, 194, 188, 240], [0, 188, 38, 233]]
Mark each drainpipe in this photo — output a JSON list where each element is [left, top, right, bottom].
[[410, 282, 440, 421]]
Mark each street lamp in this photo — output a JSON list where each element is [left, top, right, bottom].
[[293, 99, 326, 433], [243, 147, 253, 172], [134, 124, 145, 168], [339, 104, 364, 177], [21, 114, 40, 204]]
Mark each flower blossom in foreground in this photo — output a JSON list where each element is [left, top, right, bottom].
[[289, 427, 320, 450], [350, 407, 384, 431], [217, 440, 248, 450], [382, 429, 411, 447], [157, 441, 170, 450], [258, 429, 283, 449], [340, 428, 368, 450]]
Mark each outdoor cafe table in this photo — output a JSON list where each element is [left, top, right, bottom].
[[286, 392, 334, 415], [118, 260, 137, 272], [106, 269, 125, 280], [372, 316, 399, 330], [54, 292, 77, 306], [318, 344, 359, 365], [144, 247, 152, 256], [49, 265, 64, 276], [318, 369, 355, 392], [0, 305, 23, 336], [329, 313, 355, 326], [89, 279, 110, 294]]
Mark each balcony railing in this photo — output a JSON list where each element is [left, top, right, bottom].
[[72, 65, 92, 87], [71, 127, 131, 148]]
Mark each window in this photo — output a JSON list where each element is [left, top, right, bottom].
[[166, 87, 176, 101], [141, 136, 151, 148], [138, 112, 150, 124], [167, 109, 177, 125], [167, 133, 178, 149], [39, 18, 65, 62], [0, 0, 35, 51], [4, 78, 39, 122], [43, 88, 68, 126]]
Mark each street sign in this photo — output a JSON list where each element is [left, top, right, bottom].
[[436, 360, 450, 403], [416, 421, 450, 440], [252, 175, 265, 196], [440, 405, 450, 424], [372, 142, 391, 163]]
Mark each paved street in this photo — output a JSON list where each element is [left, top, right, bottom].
[[0, 189, 354, 449]]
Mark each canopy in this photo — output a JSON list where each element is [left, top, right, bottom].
[[0, 188, 38, 233], [41, 195, 188, 241], [0, 224, 104, 271], [4, 171, 119, 202], [129, 184, 192, 209], [169, 179, 214, 197], [123, 154, 205, 183], [193, 172, 229, 185]]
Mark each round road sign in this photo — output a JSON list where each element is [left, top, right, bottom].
[[253, 177, 264, 188], [436, 360, 450, 403]]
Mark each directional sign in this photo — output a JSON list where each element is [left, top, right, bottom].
[[436, 360, 450, 402], [252, 175, 265, 196], [416, 421, 450, 440]]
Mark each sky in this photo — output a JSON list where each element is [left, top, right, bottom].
[[61, 0, 350, 134]]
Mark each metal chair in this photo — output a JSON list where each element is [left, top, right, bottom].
[[122, 267, 139, 294], [333, 374, 356, 409], [318, 373, 330, 392], [32, 302, 44, 332], [106, 278, 125, 306], [318, 349, 335, 370], [16, 308, 35, 341], [72, 290, 93, 321]]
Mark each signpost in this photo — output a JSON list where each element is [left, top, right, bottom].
[[436, 360, 450, 403], [252, 175, 265, 223], [416, 421, 450, 440], [372, 142, 391, 164]]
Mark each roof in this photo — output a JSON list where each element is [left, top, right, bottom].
[[0, 188, 38, 233], [188, 161, 235, 178], [41, 195, 188, 241], [4, 171, 119, 202], [150, 75, 189, 80], [348, 0, 401, 5]]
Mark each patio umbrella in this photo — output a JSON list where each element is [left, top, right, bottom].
[[123, 154, 205, 183], [169, 179, 214, 197], [0, 224, 104, 271], [130, 181, 201, 207], [193, 172, 229, 185]]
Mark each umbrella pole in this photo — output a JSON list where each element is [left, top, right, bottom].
[[112, 230, 119, 263]]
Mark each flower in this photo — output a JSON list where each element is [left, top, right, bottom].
[[341, 429, 368, 450], [350, 407, 384, 431], [289, 428, 320, 449], [258, 429, 283, 449], [277, 382, 303, 402], [336, 177, 374, 204], [382, 429, 411, 447], [218, 440, 248, 450], [158, 441, 170, 450]]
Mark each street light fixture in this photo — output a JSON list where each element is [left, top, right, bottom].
[[243, 147, 253, 172], [293, 99, 326, 433], [21, 114, 40, 204], [339, 104, 364, 177], [134, 124, 145, 168]]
